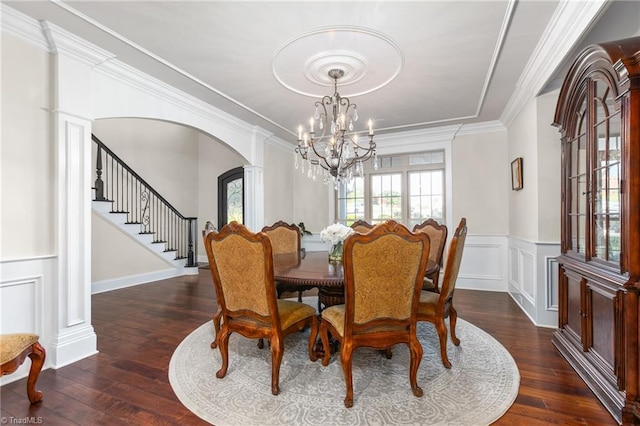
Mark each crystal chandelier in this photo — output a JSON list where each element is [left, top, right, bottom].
[[294, 69, 378, 188]]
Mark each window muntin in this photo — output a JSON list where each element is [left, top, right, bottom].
[[408, 170, 444, 228], [336, 150, 445, 227], [337, 176, 365, 225], [371, 173, 402, 222]]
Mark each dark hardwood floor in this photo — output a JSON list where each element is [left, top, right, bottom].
[[1, 269, 616, 425]]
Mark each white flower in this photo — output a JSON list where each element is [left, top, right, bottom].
[[320, 223, 354, 245]]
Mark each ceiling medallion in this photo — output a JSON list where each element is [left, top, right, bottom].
[[272, 26, 403, 98]]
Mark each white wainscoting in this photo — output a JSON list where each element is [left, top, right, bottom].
[[456, 235, 509, 292], [303, 233, 509, 292], [507, 237, 560, 328], [0, 256, 54, 385]]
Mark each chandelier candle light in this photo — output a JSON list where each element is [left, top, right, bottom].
[[294, 69, 378, 188]]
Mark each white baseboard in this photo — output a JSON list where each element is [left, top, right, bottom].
[[91, 268, 183, 294]]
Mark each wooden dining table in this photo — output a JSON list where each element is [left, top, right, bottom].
[[273, 250, 438, 311]]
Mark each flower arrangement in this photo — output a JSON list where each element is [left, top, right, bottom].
[[320, 223, 354, 245], [320, 223, 353, 262]]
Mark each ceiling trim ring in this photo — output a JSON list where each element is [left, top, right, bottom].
[[272, 25, 403, 98]]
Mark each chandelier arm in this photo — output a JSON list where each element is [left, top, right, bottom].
[[294, 68, 375, 187], [346, 135, 376, 152]]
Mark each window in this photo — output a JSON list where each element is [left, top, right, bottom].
[[336, 150, 445, 228]]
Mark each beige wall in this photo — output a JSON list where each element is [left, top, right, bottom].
[[508, 99, 539, 240], [292, 168, 331, 234], [506, 91, 562, 243], [1, 34, 54, 259], [92, 118, 200, 215], [263, 143, 295, 227], [91, 118, 248, 276], [91, 212, 169, 281], [536, 90, 561, 242], [452, 130, 509, 235], [196, 132, 244, 254]]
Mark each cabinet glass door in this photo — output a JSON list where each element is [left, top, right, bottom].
[[592, 79, 621, 263], [567, 96, 588, 256]]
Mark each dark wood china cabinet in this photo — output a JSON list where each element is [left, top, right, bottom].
[[553, 37, 640, 424]]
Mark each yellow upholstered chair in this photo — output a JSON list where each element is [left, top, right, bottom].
[[202, 224, 223, 349], [319, 220, 430, 408], [261, 221, 300, 254], [418, 217, 467, 369], [262, 221, 312, 301], [350, 219, 374, 234], [0, 333, 46, 403], [203, 222, 319, 395], [413, 219, 448, 292]]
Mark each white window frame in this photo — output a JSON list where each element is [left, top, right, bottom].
[[328, 131, 454, 233]]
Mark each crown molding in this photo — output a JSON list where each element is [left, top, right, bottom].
[[500, 0, 610, 127], [1, 4, 49, 50], [41, 20, 115, 67], [264, 134, 294, 153], [1, 3, 265, 142], [94, 59, 256, 138], [457, 120, 506, 137]]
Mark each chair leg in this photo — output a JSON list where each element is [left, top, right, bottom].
[[257, 338, 265, 349], [308, 317, 319, 362], [450, 307, 460, 346], [216, 329, 231, 379], [297, 291, 303, 302], [408, 336, 424, 398], [26, 342, 45, 404], [210, 306, 222, 349], [432, 273, 440, 293], [384, 348, 393, 359], [270, 337, 284, 396], [340, 343, 355, 408], [435, 318, 452, 369], [319, 322, 331, 366]]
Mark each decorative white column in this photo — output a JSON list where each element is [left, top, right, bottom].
[[243, 126, 269, 232], [44, 22, 112, 366], [244, 165, 265, 232]]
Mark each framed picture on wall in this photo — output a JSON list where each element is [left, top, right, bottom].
[[511, 157, 523, 190]]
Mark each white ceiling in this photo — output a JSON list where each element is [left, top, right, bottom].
[[5, 1, 638, 143]]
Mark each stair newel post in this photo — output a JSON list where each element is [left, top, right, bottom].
[[94, 143, 106, 201], [186, 218, 197, 267]]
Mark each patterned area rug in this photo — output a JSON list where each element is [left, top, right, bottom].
[[169, 300, 519, 426]]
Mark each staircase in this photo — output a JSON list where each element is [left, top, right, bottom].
[[91, 135, 198, 276]]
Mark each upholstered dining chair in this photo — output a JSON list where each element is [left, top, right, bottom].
[[201, 224, 223, 349], [0, 333, 46, 404], [319, 220, 431, 408], [203, 222, 319, 395], [262, 221, 312, 301], [413, 219, 448, 292], [350, 219, 374, 234], [418, 217, 467, 369]]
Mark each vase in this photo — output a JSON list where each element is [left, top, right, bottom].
[[328, 241, 344, 263]]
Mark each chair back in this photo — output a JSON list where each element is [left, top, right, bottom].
[[343, 220, 430, 329], [202, 220, 217, 238], [413, 219, 448, 267], [350, 220, 374, 234], [261, 221, 300, 254], [439, 218, 467, 301], [204, 221, 276, 320]]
